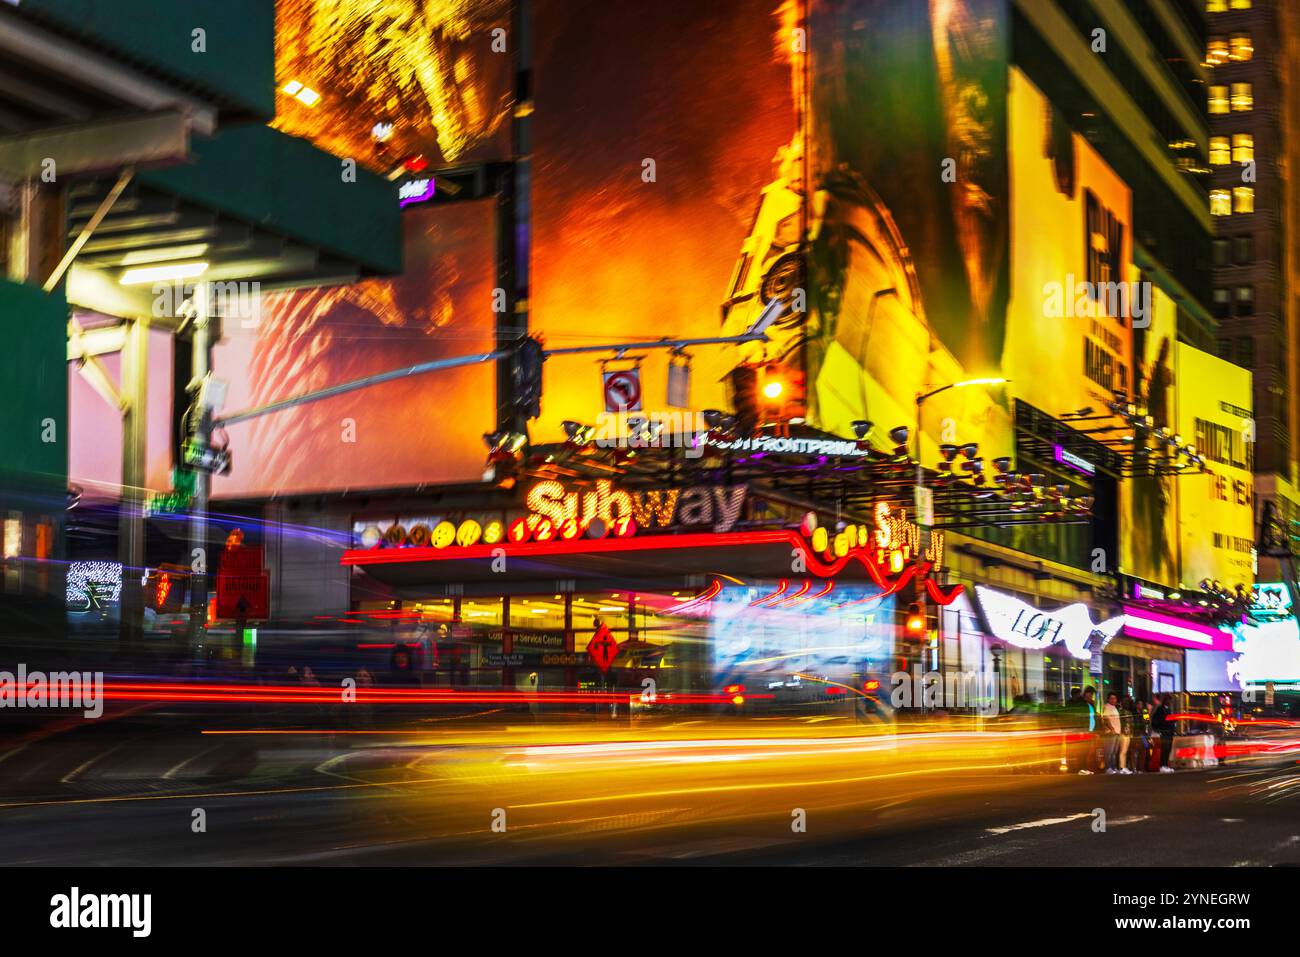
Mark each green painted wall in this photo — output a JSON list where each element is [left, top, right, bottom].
[[0, 280, 68, 510], [18, 0, 274, 120]]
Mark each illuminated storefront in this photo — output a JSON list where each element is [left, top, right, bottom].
[[341, 475, 964, 699]]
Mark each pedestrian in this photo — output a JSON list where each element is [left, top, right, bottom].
[[1118, 695, 1136, 774], [1151, 693, 1177, 772], [1081, 686, 1100, 773], [1101, 691, 1122, 773]]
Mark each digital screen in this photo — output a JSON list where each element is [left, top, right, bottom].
[[211, 202, 498, 498], [708, 583, 894, 682]]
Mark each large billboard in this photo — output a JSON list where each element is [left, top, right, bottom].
[[782, 0, 1015, 464], [1120, 285, 1179, 586], [530, 0, 796, 440], [1176, 342, 1255, 589], [212, 202, 498, 498], [273, 0, 513, 170]]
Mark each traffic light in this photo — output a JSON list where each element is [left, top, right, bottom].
[[758, 361, 805, 419], [729, 361, 806, 431], [904, 601, 925, 635], [728, 365, 759, 433], [510, 336, 546, 421], [145, 564, 188, 612]]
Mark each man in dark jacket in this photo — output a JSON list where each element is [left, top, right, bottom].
[[1150, 693, 1177, 772]]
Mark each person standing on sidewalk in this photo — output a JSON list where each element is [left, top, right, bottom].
[[1151, 693, 1177, 772], [1117, 695, 1136, 774], [1101, 691, 1122, 773]]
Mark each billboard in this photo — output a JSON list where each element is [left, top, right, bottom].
[[211, 202, 498, 498], [1120, 285, 1179, 586], [530, 0, 796, 441], [792, 0, 1014, 464], [1176, 342, 1255, 589], [273, 0, 514, 170], [1003, 69, 1133, 434]]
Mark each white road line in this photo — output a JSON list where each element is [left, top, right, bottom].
[[986, 813, 1091, 835]]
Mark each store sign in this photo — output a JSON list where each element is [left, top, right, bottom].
[[398, 177, 435, 207], [524, 478, 747, 536], [708, 435, 873, 458], [353, 478, 749, 550], [1053, 444, 1095, 476], [974, 586, 1124, 660], [1250, 582, 1292, 621]]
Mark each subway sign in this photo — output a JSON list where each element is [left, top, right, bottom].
[[353, 479, 749, 550]]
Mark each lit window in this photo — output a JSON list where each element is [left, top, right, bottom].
[[1207, 36, 1229, 66], [1209, 85, 1229, 114], [1236, 286, 1254, 316], [1231, 82, 1253, 111], [1232, 133, 1254, 163], [1207, 0, 1226, 10], [1210, 136, 1231, 164], [1211, 189, 1232, 215], [1233, 186, 1255, 213], [1230, 34, 1253, 62], [1231, 0, 1252, 9]]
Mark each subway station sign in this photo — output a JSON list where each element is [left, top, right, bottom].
[[353, 479, 749, 550]]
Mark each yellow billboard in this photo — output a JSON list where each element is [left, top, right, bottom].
[[1176, 342, 1255, 589], [1120, 285, 1179, 586]]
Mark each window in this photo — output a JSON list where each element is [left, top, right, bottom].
[[1232, 82, 1253, 111], [1234, 186, 1255, 213], [1218, 339, 1234, 362], [1213, 287, 1231, 319], [1211, 188, 1232, 215], [1232, 132, 1254, 163], [1207, 35, 1229, 66], [1207, 0, 1226, 11], [1209, 85, 1229, 114], [1210, 135, 1231, 165], [1233, 234, 1254, 264], [1212, 238, 1231, 266], [1238, 336, 1255, 367], [1232, 0, 1252, 8], [1230, 34, 1254, 62], [1235, 285, 1254, 316]]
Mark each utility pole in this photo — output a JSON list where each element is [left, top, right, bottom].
[[186, 284, 212, 653]]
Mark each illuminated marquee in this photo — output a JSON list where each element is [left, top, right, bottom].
[[354, 479, 748, 549], [803, 503, 943, 572]]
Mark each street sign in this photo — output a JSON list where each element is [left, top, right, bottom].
[[216, 573, 269, 620], [603, 368, 642, 412], [587, 622, 620, 673], [221, 545, 265, 575]]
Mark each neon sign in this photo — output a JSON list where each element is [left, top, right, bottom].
[[975, 586, 1124, 659], [524, 479, 747, 536], [803, 503, 943, 571], [398, 177, 435, 207]]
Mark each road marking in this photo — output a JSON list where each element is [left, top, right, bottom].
[[162, 743, 224, 781], [59, 742, 126, 784], [985, 813, 1091, 835]]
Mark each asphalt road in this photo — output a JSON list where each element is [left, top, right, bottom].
[[2, 713, 1298, 866]]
